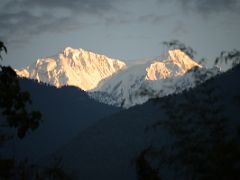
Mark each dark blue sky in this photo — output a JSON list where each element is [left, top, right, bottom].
[[1, 0, 240, 68]]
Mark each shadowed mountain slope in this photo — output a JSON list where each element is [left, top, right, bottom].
[[56, 65, 240, 180], [0, 78, 121, 161]]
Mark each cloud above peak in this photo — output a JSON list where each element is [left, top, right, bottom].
[[169, 0, 240, 14], [0, 0, 121, 45], [1, 0, 239, 47], [3, 0, 115, 14]]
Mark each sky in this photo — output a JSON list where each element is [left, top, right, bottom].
[[0, 0, 240, 69]]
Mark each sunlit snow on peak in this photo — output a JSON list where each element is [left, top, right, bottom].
[[15, 48, 216, 108], [16, 48, 126, 91], [145, 49, 202, 80]]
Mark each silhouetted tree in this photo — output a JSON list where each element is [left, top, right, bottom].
[[0, 41, 42, 178], [0, 42, 41, 140], [43, 157, 73, 180], [0, 66, 42, 139], [135, 147, 161, 180], [0, 41, 73, 179]]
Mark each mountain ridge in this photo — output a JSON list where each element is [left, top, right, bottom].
[[16, 48, 219, 108], [54, 63, 240, 180], [92, 49, 209, 108]]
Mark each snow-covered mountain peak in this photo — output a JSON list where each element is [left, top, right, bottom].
[[168, 49, 201, 70], [16, 48, 216, 108], [91, 49, 214, 108], [16, 48, 126, 91], [63, 47, 89, 58], [145, 49, 201, 80]]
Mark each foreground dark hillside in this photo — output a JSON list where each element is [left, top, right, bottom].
[[0, 78, 121, 161], [55, 65, 240, 180]]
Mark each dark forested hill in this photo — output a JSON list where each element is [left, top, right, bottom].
[[56, 65, 240, 180], [0, 78, 121, 161]]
